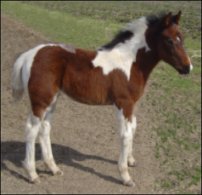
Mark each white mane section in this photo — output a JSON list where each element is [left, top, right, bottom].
[[92, 17, 150, 80]]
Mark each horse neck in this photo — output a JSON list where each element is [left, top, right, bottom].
[[131, 48, 160, 86]]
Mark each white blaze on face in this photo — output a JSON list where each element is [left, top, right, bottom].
[[92, 17, 150, 80], [190, 64, 193, 71], [188, 57, 193, 71]]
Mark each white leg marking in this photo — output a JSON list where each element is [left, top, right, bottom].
[[39, 119, 63, 176], [128, 116, 137, 167], [23, 114, 41, 183], [117, 109, 135, 186], [39, 95, 63, 176]]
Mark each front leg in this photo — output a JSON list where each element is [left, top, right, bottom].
[[128, 115, 137, 167], [116, 104, 135, 186]]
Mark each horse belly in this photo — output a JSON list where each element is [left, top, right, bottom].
[[63, 70, 111, 105]]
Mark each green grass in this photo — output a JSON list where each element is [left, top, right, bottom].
[[159, 166, 201, 191], [2, 1, 201, 49], [1, 1, 120, 49], [18, 1, 201, 39], [150, 59, 201, 192], [1, 1, 201, 193]]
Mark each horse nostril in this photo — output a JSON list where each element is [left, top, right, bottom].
[[178, 66, 190, 75], [184, 66, 190, 74]]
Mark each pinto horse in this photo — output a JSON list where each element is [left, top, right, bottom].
[[12, 11, 193, 186]]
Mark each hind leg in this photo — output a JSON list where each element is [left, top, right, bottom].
[[39, 118, 63, 176], [38, 95, 63, 176], [22, 113, 41, 183]]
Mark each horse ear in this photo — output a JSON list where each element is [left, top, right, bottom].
[[172, 11, 182, 24], [162, 12, 172, 27]]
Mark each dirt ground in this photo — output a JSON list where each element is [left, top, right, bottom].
[[1, 14, 162, 194]]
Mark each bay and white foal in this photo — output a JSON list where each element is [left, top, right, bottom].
[[12, 11, 193, 186]]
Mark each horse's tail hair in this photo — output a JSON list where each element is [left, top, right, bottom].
[[12, 45, 45, 101], [12, 52, 27, 101]]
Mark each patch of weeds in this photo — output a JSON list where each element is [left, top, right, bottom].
[[169, 169, 189, 182], [189, 167, 201, 186], [160, 178, 175, 189], [155, 142, 160, 159]]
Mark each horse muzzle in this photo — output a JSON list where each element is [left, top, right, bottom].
[[178, 64, 193, 75]]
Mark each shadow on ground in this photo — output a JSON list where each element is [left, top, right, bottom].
[[1, 141, 121, 185]]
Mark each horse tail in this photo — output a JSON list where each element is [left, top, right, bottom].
[[12, 44, 45, 101], [12, 52, 26, 100]]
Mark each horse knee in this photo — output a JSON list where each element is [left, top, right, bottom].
[[120, 131, 133, 147], [40, 121, 51, 135], [25, 114, 41, 141]]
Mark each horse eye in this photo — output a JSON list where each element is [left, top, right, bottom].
[[166, 38, 173, 45]]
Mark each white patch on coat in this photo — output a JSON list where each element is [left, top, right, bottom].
[[92, 17, 150, 80]]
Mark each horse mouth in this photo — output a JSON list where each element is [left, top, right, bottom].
[[178, 69, 190, 75], [177, 67, 190, 75]]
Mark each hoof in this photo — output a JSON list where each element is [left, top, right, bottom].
[[29, 176, 40, 184], [22, 161, 40, 184], [123, 179, 135, 187], [128, 161, 137, 167], [128, 157, 137, 167], [53, 169, 63, 176]]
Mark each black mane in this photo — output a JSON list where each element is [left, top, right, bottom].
[[99, 30, 134, 51], [146, 12, 168, 27], [99, 12, 169, 51]]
